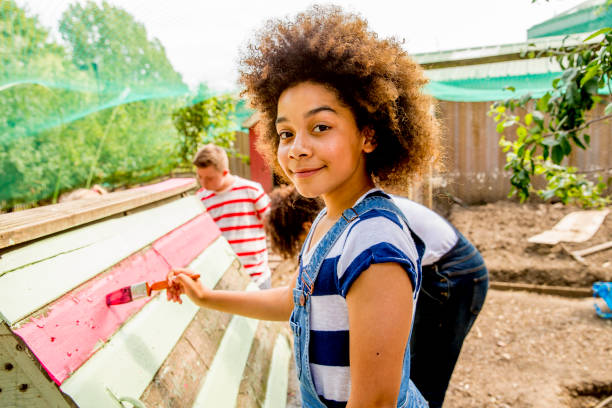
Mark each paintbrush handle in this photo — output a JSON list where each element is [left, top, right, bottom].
[[146, 273, 200, 296]]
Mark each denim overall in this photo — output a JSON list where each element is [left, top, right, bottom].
[[289, 192, 430, 408]]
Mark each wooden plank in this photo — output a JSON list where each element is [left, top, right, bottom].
[[0, 195, 205, 276], [191, 284, 260, 408], [0, 323, 75, 408], [140, 259, 248, 407], [489, 281, 592, 298], [263, 334, 292, 408], [572, 240, 612, 257], [12, 214, 220, 385], [0, 178, 196, 249], [236, 320, 279, 407], [0, 197, 205, 325], [59, 239, 237, 408]]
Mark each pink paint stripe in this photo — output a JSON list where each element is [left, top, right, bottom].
[[138, 178, 196, 193], [153, 212, 220, 268], [13, 212, 220, 385]]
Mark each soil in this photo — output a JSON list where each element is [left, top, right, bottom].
[[448, 201, 612, 288], [271, 201, 612, 408]]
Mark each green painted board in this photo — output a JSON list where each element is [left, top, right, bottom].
[[191, 284, 260, 408], [59, 238, 236, 407], [263, 334, 292, 408], [0, 196, 205, 325]]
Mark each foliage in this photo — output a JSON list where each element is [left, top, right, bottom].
[[172, 90, 242, 168], [489, 25, 612, 208], [0, 1, 189, 209]]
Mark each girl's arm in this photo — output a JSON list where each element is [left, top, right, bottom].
[[167, 268, 296, 321], [345, 262, 415, 408]]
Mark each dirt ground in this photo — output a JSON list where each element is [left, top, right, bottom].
[[448, 201, 612, 288], [272, 201, 612, 408]]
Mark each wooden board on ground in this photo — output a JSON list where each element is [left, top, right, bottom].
[[528, 209, 610, 245]]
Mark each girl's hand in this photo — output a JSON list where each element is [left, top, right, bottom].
[[166, 268, 210, 305]]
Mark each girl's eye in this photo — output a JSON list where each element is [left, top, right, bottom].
[[313, 124, 330, 132], [278, 130, 293, 140]]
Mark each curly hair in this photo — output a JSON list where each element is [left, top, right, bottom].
[[264, 184, 324, 258], [239, 5, 441, 189]]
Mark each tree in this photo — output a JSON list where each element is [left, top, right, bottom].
[[489, 3, 611, 208], [172, 86, 241, 168]]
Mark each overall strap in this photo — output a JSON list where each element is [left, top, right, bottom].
[[298, 191, 425, 296]]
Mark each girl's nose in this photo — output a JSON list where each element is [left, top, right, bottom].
[[288, 131, 311, 159]]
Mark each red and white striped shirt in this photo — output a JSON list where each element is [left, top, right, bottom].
[[197, 176, 271, 285]]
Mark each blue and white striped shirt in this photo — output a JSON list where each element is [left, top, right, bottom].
[[301, 191, 422, 406]]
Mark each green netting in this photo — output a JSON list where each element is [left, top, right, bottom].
[[1, 1, 252, 209]]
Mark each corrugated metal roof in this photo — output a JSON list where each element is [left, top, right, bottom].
[[425, 57, 561, 82], [413, 32, 594, 66], [527, 0, 612, 39]]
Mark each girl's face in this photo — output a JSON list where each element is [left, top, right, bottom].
[[275, 82, 375, 200]]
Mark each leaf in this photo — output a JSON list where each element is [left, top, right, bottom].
[[524, 113, 533, 126], [504, 86, 516, 92], [516, 126, 528, 141], [536, 93, 551, 112], [583, 27, 612, 42], [580, 64, 600, 86], [551, 145, 564, 164], [541, 137, 560, 147], [496, 122, 505, 134], [584, 134, 590, 146], [605, 103, 612, 116], [560, 136, 572, 155]]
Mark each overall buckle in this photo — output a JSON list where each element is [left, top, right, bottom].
[[342, 207, 359, 223]]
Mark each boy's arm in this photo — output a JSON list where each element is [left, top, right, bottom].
[[167, 267, 296, 321], [252, 187, 271, 220], [345, 262, 414, 407]]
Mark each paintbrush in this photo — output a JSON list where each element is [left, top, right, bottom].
[[106, 272, 200, 306]]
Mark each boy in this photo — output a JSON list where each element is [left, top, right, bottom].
[[193, 144, 271, 289]]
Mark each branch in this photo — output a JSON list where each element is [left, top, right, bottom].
[[541, 113, 612, 138]]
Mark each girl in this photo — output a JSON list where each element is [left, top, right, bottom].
[[167, 6, 440, 407], [265, 185, 489, 408]]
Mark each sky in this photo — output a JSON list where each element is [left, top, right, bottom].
[[18, 0, 589, 92]]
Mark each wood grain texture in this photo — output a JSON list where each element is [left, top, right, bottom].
[[191, 284, 260, 408], [0, 178, 196, 249], [140, 259, 248, 407], [58, 237, 237, 407], [0, 323, 75, 408], [0, 196, 205, 325], [263, 333, 292, 408], [12, 220, 222, 385], [235, 319, 282, 408]]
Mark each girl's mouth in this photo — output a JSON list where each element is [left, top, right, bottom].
[[293, 167, 323, 178]]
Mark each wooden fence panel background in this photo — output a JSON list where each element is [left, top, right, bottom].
[[432, 99, 611, 204]]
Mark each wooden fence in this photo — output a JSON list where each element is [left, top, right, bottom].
[[432, 99, 611, 204]]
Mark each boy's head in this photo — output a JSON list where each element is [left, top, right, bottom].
[[193, 144, 230, 192], [265, 185, 324, 258], [239, 5, 440, 192]]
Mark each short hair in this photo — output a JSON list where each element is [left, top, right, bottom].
[[265, 185, 324, 258], [239, 5, 441, 190], [192, 144, 229, 171]]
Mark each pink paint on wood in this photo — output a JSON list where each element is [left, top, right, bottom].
[[153, 210, 219, 268], [13, 212, 221, 385], [135, 178, 196, 194]]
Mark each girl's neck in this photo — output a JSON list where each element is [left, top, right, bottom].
[[322, 178, 375, 220]]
